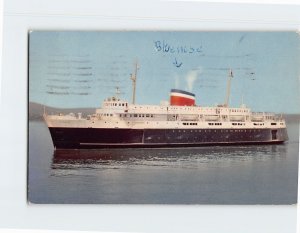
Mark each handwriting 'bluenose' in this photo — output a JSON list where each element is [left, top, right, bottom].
[[154, 40, 203, 54]]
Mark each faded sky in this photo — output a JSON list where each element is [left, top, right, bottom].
[[29, 31, 300, 113]]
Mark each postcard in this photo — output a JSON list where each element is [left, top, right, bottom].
[[28, 31, 299, 204]]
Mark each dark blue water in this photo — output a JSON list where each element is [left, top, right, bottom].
[[28, 120, 299, 204]]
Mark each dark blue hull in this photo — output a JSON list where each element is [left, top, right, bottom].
[[48, 127, 288, 149]]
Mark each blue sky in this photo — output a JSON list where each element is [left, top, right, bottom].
[[29, 31, 300, 113]]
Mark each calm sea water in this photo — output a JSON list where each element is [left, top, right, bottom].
[[28, 120, 299, 204]]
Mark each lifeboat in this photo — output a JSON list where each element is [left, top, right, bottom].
[[204, 115, 219, 121], [251, 115, 264, 121], [179, 114, 199, 121], [230, 115, 244, 121]]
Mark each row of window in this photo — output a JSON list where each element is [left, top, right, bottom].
[[105, 103, 128, 107], [117, 105, 249, 113], [230, 109, 248, 113], [100, 113, 280, 127], [208, 123, 222, 126], [183, 122, 198, 126], [120, 114, 154, 118], [254, 123, 264, 126], [171, 129, 261, 133], [101, 113, 113, 117], [232, 123, 245, 126]]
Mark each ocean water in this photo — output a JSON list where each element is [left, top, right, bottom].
[[28, 120, 299, 204]]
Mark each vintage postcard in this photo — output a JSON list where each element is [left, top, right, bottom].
[[28, 31, 299, 204]]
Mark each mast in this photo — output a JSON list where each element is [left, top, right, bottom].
[[224, 69, 233, 107], [115, 86, 121, 99], [130, 61, 139, 104]]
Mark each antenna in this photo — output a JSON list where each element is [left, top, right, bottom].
[[224, 69, 233, 107], [130, 61, 139, 104]]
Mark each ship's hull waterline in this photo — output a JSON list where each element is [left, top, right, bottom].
[[49, 127, 288, 149]]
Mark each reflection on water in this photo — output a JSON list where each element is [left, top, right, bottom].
[[28, 120, 299, 204], [52, 144, 287, 172]]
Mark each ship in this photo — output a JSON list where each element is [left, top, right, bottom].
[[44, 63, 288, 149]]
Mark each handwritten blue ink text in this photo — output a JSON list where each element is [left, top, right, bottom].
[[154, 40, 203, 54]]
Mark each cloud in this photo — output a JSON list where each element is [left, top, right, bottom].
[[186, 67, 203, 92]]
